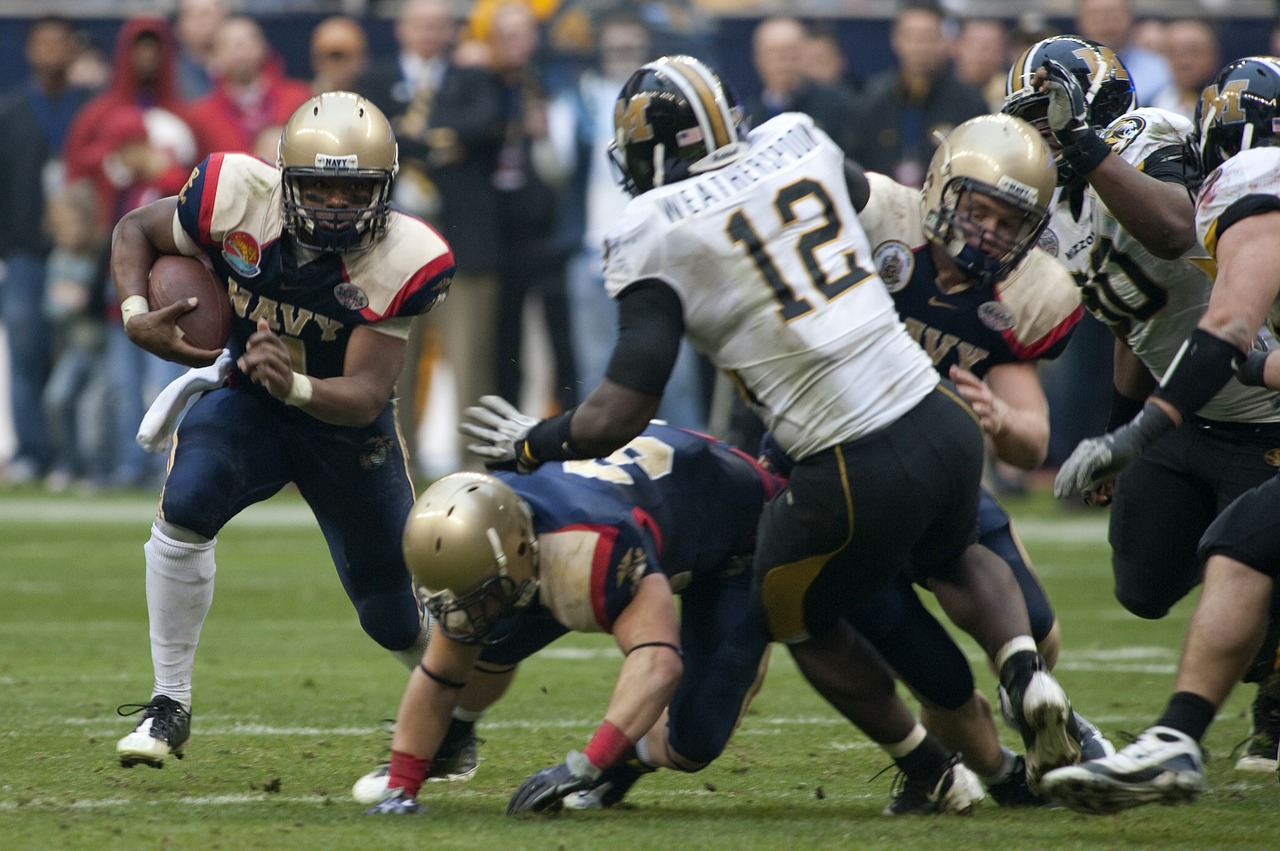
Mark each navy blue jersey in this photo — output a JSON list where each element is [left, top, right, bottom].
[[494, 423, 781, 632], [174, 153, 453, 379], [480, 424, 781, 763], [861, 173, 1082, 381]]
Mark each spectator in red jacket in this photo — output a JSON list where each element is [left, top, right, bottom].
[[194, 14, 312, 157], [63, 16, 206, 225]]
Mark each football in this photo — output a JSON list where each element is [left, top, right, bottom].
[[147, 254, 232, 350]]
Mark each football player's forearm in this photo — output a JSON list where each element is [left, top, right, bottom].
[[988, 407, 1048, 471], [290, 375, 388, 426], [1087, 157, 1196, 259], [601, 649, 683, 741]]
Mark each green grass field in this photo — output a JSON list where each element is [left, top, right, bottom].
[[2, 487, 1278, 849]]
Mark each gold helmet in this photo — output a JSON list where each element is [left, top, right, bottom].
[[402, 472, 539, 644], [921, 114, 1055, 288], [277, 91, 398, 252]]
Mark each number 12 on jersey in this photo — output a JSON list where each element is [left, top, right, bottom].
[[726, 177, 872, 321]]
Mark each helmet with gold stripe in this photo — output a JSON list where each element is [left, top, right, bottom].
[[1195, 56, 1280, 174], [1002, 35, 1135, 186], [609, 55, 748, 196]]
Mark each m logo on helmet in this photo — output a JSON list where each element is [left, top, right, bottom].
[[1073, 44, 1130, 84], [1200, 78, 1249, 124], [616, 93, 655, 144]]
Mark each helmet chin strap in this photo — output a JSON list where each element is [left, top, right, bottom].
[[652, 143, 666, 188], [951, 241, 1004, 289]]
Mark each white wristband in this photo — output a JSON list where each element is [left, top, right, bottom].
[[284, 371, 313, 407], [120, 295, 150, 327]]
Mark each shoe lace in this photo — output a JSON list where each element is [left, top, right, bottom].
[[116, 699, 188, 720], [116, 703, 155, 718]]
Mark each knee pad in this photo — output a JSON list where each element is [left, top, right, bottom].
[[353, 589, 424, 652]]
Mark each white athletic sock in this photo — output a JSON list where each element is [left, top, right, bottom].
[[635, 732, 656, 768], [452, 706, 484, 724], [144, 522, 216, 710]]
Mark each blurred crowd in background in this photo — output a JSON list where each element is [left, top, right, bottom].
[[0, 0, 1271, 493]]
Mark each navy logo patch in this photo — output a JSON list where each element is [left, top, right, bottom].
[[1038, 227, 1060, 258], [873, 240, 914, 293], [334, 282, 369, 311], [978, 301, 1015, 332]]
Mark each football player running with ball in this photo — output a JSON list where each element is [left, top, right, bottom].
[[1044, 56, 1280, 812], [462, 55, 1081, 810], [110, 92, 454, 768]]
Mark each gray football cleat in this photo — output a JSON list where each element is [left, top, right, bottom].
[[1040, 725, 1204, 815]]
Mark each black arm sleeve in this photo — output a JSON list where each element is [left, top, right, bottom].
[[603, 278, 685, 396], [1141, 142, 1201, 197], [845, 158, 870, 213]]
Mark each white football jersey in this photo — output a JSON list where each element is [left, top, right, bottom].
[[602, 113, 937, 460], [1089, 109, 1280, 423], [1040, 185, 1097, 279]]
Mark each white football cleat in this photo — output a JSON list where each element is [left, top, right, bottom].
[[352, 763, 391, 805], [1040, 725, 1204, 815]]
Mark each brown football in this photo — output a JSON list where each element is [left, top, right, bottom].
[[147, 254, 232, 350]]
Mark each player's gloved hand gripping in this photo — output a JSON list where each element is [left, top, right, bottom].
[[1053, 403, 1176, 499], [1040, 58, 1113, 176], [459, 395, 541, 471], [507, 750, 602, 815]]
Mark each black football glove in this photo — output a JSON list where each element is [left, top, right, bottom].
[[506, 750, 602, 816], [1053, 403, 1175, 499]]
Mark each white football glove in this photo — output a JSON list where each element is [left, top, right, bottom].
[[458, 395, 540, 470], [136, 348, 233, 453]]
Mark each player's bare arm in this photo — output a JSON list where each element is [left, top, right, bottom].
[[237, 319, 405, 427], [1029, 66, 1196, 259], [1199, 211, 1280, 350], [599, 572, 682, 741], [572, 380, 662, 456], [389, 633, 483, 761], [950, 361, 1048, 471], [110, 196, 223, 367]]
